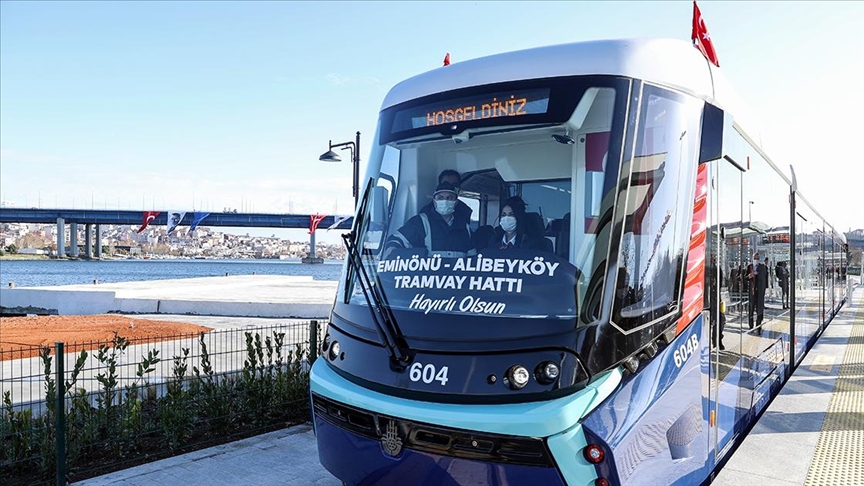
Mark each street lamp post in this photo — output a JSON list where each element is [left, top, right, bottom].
[[319, 131, 360, 209]]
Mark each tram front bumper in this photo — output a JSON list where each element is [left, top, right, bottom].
[[310, 360, 621, 486], [312, 393, 567, 486]]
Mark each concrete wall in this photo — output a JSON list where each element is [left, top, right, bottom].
[[0, 288, 332, 318], [1, 288, 117, 315]]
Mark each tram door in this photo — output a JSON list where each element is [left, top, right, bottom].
[[707, 158, 746, 462]]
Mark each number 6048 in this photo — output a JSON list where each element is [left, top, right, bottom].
[[673, 334, 700, 368]]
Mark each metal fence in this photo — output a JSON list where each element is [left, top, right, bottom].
[[0, 320, 323, 485]]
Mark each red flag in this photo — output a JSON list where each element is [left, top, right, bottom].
[[691, 1, 719, 67], [309, 214, 327, 234], [443, 53, 450, 66], [137, 211, 160, 233]]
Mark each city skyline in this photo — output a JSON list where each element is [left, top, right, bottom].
[[1, 1, 862, 244], [0, 220, 347, 260]]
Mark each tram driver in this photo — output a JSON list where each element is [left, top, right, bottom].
[[437, 169, 473, 223], [383, 181, 475, 258]]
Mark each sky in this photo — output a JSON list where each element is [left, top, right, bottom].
[[1, 1, 862, 245]]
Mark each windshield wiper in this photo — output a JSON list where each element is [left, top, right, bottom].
[[341, 181, 413, 369]]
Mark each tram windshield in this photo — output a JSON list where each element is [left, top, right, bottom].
[[334, 76, 631, 338], [336, 75, 704, 358]]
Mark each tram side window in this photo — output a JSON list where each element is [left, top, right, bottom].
[[611, 85, 702, 331], [364, 145, 401, 252]]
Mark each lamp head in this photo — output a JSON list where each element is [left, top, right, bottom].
[[319, 150, 341, 163]]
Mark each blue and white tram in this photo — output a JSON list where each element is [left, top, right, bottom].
[[309, 38, 848, 486]]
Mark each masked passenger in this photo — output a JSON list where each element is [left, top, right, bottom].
[[481, 196, 550, 251], [384, 181, 475, 258]]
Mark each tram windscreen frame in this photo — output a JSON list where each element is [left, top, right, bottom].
[[331, 75, 632, 348]]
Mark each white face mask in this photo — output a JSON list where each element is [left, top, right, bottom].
[[500, 216, 517, 233], [435, 199, 456, 216]]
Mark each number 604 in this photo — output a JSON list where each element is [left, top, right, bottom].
[[409, 362, 449, 386]]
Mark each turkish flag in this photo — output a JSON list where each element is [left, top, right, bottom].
[[137, 211, 160, 233], [309, 214, 327, 234], [691, 1, 719, 67], [443, 53, 450, 66]]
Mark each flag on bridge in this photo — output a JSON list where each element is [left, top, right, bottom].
[[443, 53, 451, 66], [327, 215, 351, 230], [309, 214, 327, 234], [189, 212, 210, 232], [137, 211, 160, 233], [166, 211, 186, 235], [692, 1, 720, 67]]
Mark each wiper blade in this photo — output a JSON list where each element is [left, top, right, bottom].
[[341, 181, 413, 368]]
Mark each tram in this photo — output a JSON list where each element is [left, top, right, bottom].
[[309, 38, 848, 486]]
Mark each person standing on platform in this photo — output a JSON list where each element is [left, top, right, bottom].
[[749, 252, 769, 335], [705, 255, 726, 350], [777, 261, 790, 309]]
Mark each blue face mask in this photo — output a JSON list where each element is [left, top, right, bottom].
[[500, 216, 517, 233], [435, 200, 456, 216]]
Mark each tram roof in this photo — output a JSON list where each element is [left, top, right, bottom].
[[379, 39, 846, 242], [381, 38, 756, 138]]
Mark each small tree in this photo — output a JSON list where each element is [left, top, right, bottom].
[[18, 233, 48, 250], [6, 244, 18, 254]]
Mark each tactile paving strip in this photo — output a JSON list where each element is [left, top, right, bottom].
[[804, 304, 864, 486]]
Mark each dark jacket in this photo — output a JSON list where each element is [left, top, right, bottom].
[[752, 262, 769, 295], [454, 199, 473, 222], [483, 226, 548, 251], [704, 260, 724, 309], [385, 203, 474, 257], [776, 264, 789, 287]]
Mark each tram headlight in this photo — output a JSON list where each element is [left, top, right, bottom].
[[583, 444, 605, 464], [505, 365, 531, 390], [535, 361, 560, 384], [329, 341, 340, 361]]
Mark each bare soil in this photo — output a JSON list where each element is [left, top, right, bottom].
[[0, 314, 212, 360]]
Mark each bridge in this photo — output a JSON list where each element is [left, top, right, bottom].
[[847, 229, 864, 250], [0, 208, 354, 260]]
